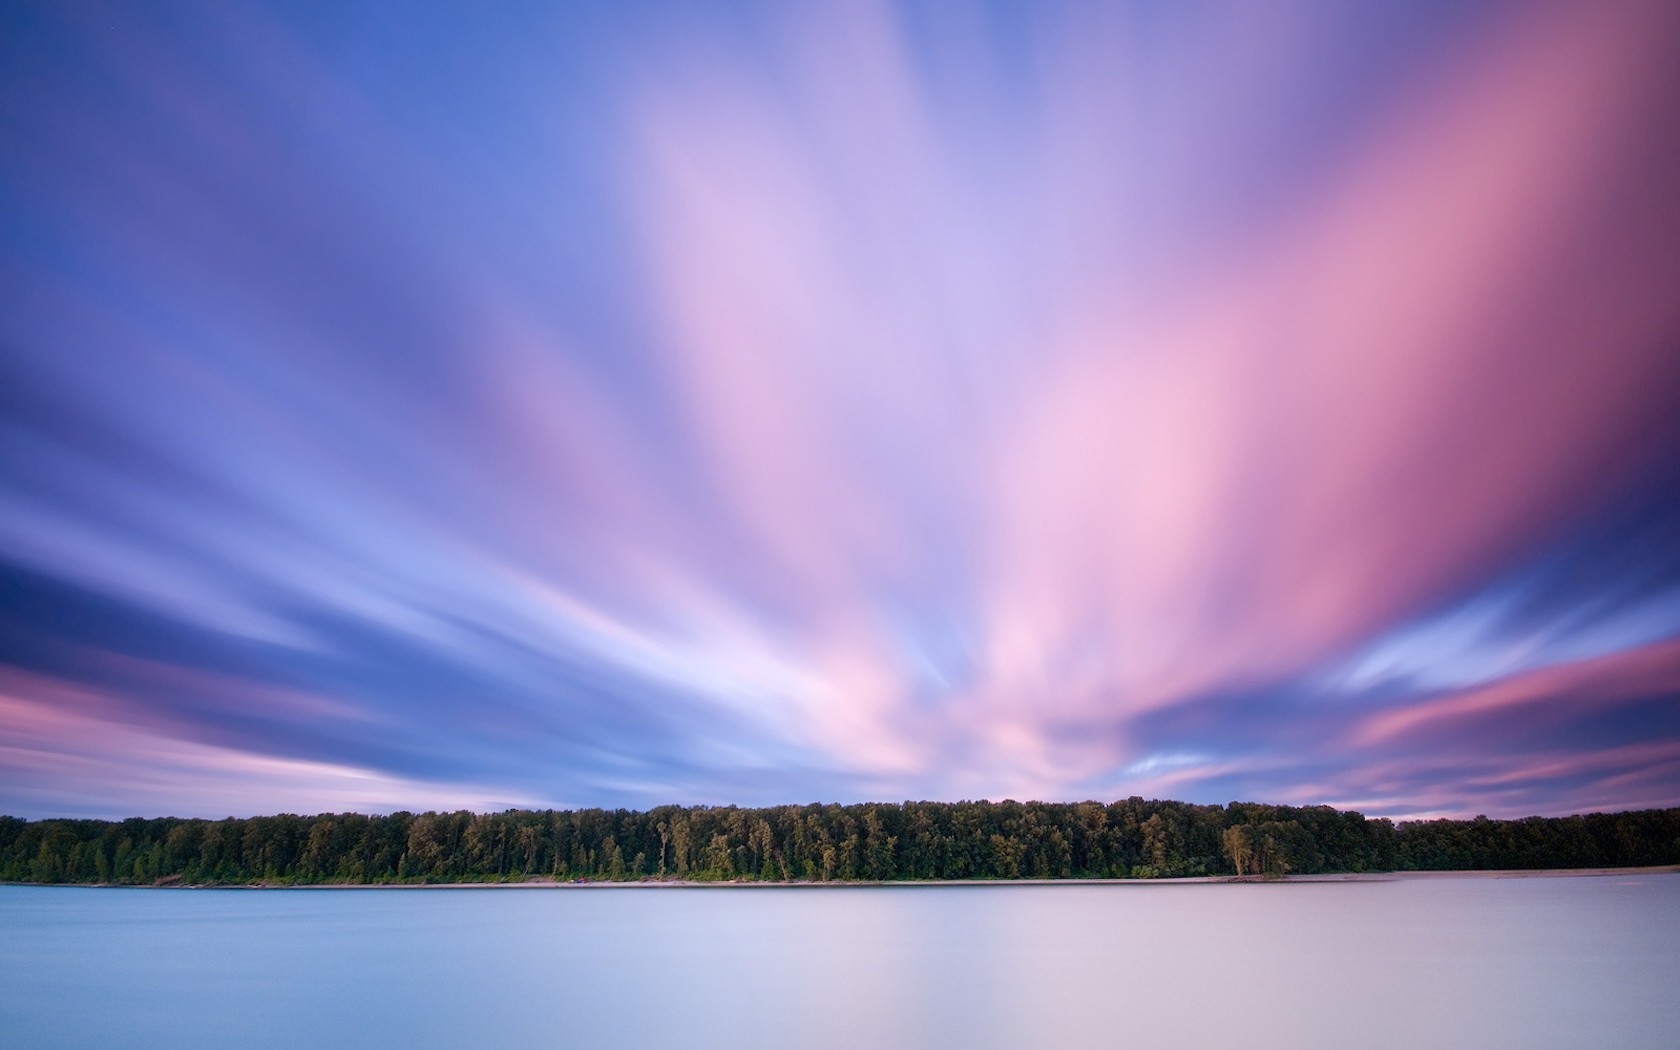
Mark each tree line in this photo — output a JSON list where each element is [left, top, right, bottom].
[[1, 799, 1676, 886]]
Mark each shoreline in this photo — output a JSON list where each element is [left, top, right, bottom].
[[7, 864, 1676, 890]]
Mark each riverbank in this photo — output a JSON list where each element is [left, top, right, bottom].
[[298, 864, 1680, 888], [10, 863, 1676, 889]]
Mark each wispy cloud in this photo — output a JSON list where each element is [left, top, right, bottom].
[[1, 0, 1678, 818]]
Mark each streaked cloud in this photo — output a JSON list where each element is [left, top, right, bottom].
[[1, 0, 1678, 818]]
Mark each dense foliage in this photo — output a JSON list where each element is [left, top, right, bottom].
[[2, 800, 1676, 885]]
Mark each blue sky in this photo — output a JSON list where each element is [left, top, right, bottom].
[[3, 0, 1679, 819]]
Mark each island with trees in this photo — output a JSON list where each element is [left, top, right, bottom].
[[2, 799, 1677, 886]]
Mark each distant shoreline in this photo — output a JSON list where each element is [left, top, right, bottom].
[[8, 864, 1676, 890], [12, 804, 1675, 887]]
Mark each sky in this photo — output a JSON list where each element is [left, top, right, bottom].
[[2, 0, 1679, 821]]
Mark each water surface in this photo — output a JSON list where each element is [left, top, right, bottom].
[[3, 874, 1676, 1049]]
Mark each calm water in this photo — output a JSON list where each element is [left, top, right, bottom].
[[2, 874, 1677, 1049]]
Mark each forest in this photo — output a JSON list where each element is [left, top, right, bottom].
[[2, 799, 1677, 886]]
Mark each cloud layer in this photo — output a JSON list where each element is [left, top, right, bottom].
[[2, 0, 1679, 818]]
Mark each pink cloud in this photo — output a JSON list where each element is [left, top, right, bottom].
[[0, 668, 533, 818], [619, 0, 1680, 799], [1353, 637, 1680, 748], [8, 1, 1678, 817]]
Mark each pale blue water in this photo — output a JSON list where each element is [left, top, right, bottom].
[[2, 874, 1677, 1050]]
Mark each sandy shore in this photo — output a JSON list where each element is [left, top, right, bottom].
[[11, 865, 1673, 890], [162, 863, 1677, 889]]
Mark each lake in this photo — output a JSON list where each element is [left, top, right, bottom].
[[2, 874, 1676, 1049]]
